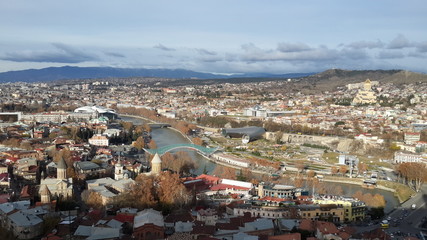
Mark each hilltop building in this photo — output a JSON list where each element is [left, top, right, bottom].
[[352, 79, 377, 105]]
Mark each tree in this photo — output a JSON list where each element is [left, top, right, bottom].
[[330, 166, 339, 175], [148, 139, 157, 149], [156, 171, 191, 207], [357, 162, 367, 173], [294, 175, 304, 188], [213, 165, 236, 179], [129, 174, 157, 208], [133, 136, 145, 150], [121, 121, 134, 132], [307, 170, 315, 178], [296, 161, 306, 174], [339, 165, 348, 176], [82, 190, 103, 208], [143, 124, 152, 133], [192, 137, 204, 146], [396, 162, 427, 192]]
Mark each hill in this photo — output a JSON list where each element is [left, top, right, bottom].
[[295, 69, 427, 91], [0, 66, 312, 83]]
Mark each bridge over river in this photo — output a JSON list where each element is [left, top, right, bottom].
[[143, 143, 218, 156]]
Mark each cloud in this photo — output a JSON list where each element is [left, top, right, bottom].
[[195, 48, 217, 56], [277, 42, 312, 52], [415, 41, 427, 53], [340, 48, 369, 60], [104, 52, 125, 58], [1, 43, 98, 63], [387, 34, 411, 49], [239, 43, 340, 62], [153, 44, 175, 51], [346, 40, 384, 49], [377, 51, 405, 59]]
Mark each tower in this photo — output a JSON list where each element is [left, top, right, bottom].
[[57, 157, 67, 180], [115, 161, 124, 180], [258, 183, 264, 198], [151, 153, 162, 175], [363, 79, 372, 91], [40, 184, 51, 204]]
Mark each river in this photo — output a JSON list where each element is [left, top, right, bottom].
[[120, 115, 399, 212], [120, 116, 217, 175]]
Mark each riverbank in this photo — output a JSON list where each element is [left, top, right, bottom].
[[119, 114, 405, 206], [120, 114, 193, 142], [321, 176, 414, 203]]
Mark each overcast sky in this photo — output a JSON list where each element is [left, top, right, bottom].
[[1, 0, 426, 74]]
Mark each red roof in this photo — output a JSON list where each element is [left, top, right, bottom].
[[210, 183, 251, 191], [299, 219, 315, 232], [316, 221, 339, 235], [114, 214, 135, 223], [197, 174, 220, 184], [268, 233, 301, 240], [259, 196, 287, 202]]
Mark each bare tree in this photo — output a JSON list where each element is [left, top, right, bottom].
[[396, 162, 427, 192]]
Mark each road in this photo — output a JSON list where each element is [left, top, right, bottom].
[[354, 184, 427, 239], [385, 184, 427, 235]]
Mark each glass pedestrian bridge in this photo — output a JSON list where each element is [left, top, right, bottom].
[[144, 144, 218, 156]]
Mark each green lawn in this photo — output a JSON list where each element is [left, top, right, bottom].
[[377, 180, 415, 203], [322, 152, 339, 164]]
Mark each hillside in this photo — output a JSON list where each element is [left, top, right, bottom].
[[295, 69, 427, 91]]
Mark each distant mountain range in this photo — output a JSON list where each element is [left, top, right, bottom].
[[0, 67, 425, 89], [0, 66, 313, 83]]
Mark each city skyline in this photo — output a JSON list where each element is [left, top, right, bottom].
[[1, 0, 426, 74]]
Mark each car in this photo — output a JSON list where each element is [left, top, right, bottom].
[[411, 204, 416, 209]]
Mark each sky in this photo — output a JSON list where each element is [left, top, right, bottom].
[[1, 0, 426, 74]]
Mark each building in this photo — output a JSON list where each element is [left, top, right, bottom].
[[208, 178, 253, 197], [39, 157, 73, 199], [74, 105, 118, 120], [394, 152, 425, 164], [7, 210, 43, 239], [222, 126, 266, 144], [404, 132, 421, 145], [133, 208, 164, 240], [86, 177, 135, 205], [297, 204, 345, 223], [74, 161, 104, 177], [352, 79, 377, 105], [73, 225, 120, 239], [258, 183, 297, 199], [338, 155, 359, 168], [313, 197, 365, 222], [89, 134, 109, 146], [197, 208, 218, 226], [150, 153, 162, 175], [211, 153, 251, 168]]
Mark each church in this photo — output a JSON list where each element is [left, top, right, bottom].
[[352, 79, 377, 105], [39, 157, 73, 204]]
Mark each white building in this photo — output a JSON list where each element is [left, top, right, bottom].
[[404, 132, 421, 145], [89, 134, 109, 146], [394, 152, 425, 164], [211, 153, 250, 168]]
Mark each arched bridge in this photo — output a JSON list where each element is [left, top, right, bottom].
[[144, 144, 218, 156]]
